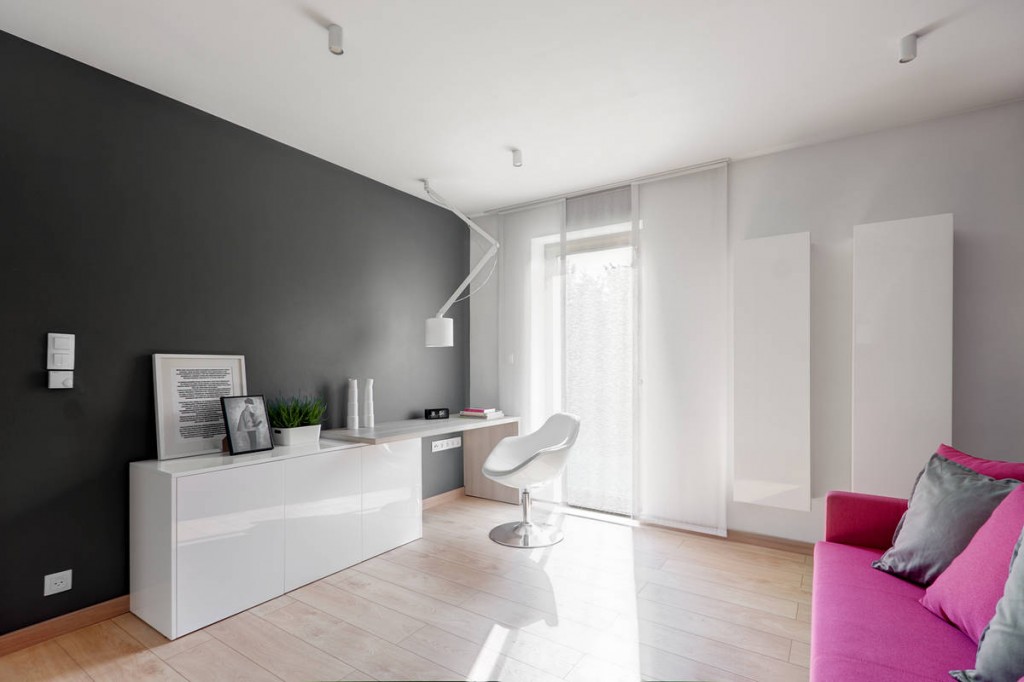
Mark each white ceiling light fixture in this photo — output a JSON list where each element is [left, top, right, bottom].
[[422, 180, 500, 348], [899, 33, 917, 63], [512, 148, 523, 167], [328, 24, 344, 55]]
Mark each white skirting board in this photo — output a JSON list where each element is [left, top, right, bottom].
[[852, 214, 953, 498], [733, 232, 811, 511]]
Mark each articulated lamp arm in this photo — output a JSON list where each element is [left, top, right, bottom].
[[422, 180, 500, 346]]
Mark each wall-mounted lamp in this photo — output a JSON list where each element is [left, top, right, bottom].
[[328, 24, 344, 55], [422, 180, 500, 347], [899, 33, 917, 63], [512, 148, 523, 168]]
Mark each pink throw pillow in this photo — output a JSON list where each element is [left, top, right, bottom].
[[921, 485, 1024, 643], [939, 443, 1024, 480]]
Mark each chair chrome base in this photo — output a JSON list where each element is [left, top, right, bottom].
[[489, 521, 564, 548]]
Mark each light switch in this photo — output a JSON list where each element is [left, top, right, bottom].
[[46, 333, 75, 370], [48, 371, 74, 389]]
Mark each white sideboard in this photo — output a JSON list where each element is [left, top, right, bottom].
[[130, 438, 421, 639]]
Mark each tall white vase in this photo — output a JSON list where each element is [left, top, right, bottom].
[[362, 379, 375, 428], [346, 378, 359, 429]]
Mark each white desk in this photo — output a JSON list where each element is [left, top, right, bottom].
[[323, 415, 519, 445]]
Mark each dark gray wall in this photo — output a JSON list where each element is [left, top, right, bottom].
[[421, 433, 465, 499], [0, 31, 469, 635]]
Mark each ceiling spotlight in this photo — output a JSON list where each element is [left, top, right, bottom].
[[328, 24, 344, 55], [512, 148, 523, 168], [899, 33, 917, 64]]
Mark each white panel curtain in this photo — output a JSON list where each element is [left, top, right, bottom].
[[638, 165, 729, 535], [494, 164, 728, 532], [497, 200, 565, 438]]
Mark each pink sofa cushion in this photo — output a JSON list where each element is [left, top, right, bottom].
[[921, 485, 1024, 643], [938, 443, 1024, 480], [813, 542, 975, 680]]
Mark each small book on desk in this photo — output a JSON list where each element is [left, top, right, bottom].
[[460, 409, 505, 419]]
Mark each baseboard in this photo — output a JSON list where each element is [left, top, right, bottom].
[[423, 486, 466, 510], [725, 529, 814, 556], [0, 595, 130, 658]]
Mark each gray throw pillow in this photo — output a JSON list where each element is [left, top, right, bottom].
[[950, 528, 1024, 682], [872, 454, 1020, 585]]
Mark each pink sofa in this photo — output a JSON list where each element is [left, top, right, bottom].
[[811, 491, 977, 681]]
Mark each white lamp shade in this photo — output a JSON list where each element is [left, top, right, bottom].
[[425, 317, 454, 347]]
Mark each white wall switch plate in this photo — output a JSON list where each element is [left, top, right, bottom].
[[44, 569, 72, 596], [48, 371, 74, 389], [46, 333, 75, 370]]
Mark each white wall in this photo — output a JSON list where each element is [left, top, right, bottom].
[[471, 98, 1024, 542], [728, 99, 1024, 541]]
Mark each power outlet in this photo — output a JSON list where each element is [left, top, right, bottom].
[[431, 436, 462, 453], [44, 569, 72, 596]]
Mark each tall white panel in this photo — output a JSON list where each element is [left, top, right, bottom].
[[853, 214, 953, 497], [734, 232, 811, 511]]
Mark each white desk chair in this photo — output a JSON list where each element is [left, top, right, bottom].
[[482, 413, 580, 548]]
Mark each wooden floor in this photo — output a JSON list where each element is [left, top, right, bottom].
[[0, 496, 812, 682]]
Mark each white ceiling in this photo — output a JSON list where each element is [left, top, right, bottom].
[[1, 0, 1022, 214]]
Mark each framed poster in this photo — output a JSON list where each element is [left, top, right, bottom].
[[221, 395, 273, 455], [153, 354, 247, 460]]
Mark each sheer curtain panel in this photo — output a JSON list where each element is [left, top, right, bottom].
[[637, 164, 729, 535]]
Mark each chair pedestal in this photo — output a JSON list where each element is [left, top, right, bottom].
[[489, 489, 564, 548]]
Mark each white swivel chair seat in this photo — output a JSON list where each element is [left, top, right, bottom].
[[482, 413, 580, 548]]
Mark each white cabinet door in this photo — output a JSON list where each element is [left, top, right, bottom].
[[361, 439, 422, 559], [175, 462, 285, 637], [284, 449, 362, 591]]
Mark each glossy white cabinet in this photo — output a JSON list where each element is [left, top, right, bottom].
[[130, 438, 422, 639], [284, 448, 362, 591], [361, 440, 422, 559], [176, 461, 285, 635]]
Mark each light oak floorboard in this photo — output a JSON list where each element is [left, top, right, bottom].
[[399, 625, 568, 682], [0, 640, 91, 682], [55, 621, 185, 682], [290, 580, 425, 644], [260, 601, 460, 681], [4, 496, 811, 682], [639, 581, 811, 643], [790, 640, 811, 668], [348, 555, 478, 606], [164, 639, 280, 681], [111, 613, 211, 661], [205, 611, 354, 681]]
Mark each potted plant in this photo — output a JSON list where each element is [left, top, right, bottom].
[[267, 395, 328, 446]]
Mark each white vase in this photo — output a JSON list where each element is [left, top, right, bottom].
[[271, 424, 321, 446]]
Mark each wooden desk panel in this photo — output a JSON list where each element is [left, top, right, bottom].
[[462, 422, 520, 504]]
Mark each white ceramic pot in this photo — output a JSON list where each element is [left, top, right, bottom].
[[271, 424, 321, 446]]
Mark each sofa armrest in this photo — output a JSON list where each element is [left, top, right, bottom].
[[824, 491, 908, 550]]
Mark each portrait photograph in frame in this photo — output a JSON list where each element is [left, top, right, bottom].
[[153, 353, 247, 460], [221, 395, 274, 455]]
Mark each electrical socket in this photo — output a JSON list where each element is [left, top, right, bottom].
[[431, 436, 462, 453], [44, 569, 72, 596]]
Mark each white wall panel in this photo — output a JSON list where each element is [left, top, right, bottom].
[[734, 232, 811, 511], [852, 214, 952, 498]]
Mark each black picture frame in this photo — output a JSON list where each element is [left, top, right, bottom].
[[220, 395, 274, 455]]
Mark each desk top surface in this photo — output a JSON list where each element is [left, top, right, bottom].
[[132, 417, 519, 475], [323, 415, 519, 445]]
